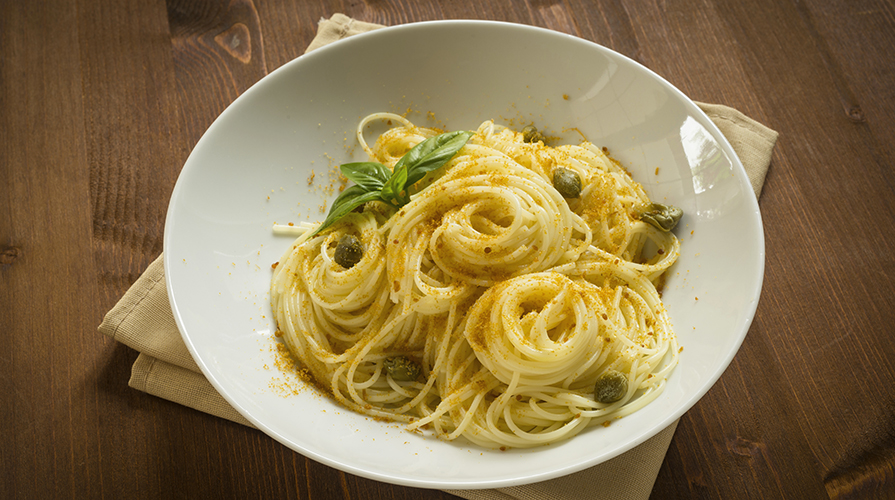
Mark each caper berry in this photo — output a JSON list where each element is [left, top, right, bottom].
[[334, 234, 364, 268], [553, 167, 582, 198], [383, 356, 421, 382], [594, 370, 628, 403], [639, 203, 683, 232], [521, 125, 545, 144]]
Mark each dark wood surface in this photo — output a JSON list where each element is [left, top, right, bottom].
[[2, 1, 894, 498]]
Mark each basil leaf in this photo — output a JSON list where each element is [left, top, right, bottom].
[[313, 130, 474, 235], [403, 130, 474, 186], [380, 164, 409, 206], [381, 130, 473, 206], [340, 162, 391, 192], [311, 185, 383, 236]]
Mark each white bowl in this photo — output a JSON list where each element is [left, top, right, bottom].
[[164, 20, 763, 489]]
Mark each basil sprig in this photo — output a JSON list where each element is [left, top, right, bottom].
[[311, 130, 473, 236]]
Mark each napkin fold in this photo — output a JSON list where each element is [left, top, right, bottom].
[[98, 13, 778, 500]]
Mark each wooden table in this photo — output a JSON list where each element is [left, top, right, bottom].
[[3, 1, 894, 498]]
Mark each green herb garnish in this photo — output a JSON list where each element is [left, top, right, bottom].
[[311, 130, 473, 236]]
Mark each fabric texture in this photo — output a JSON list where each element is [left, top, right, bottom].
[[698, 102, 778, 198], [97, 13, 778, 500]]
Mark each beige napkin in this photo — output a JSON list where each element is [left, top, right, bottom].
[[98, 13, 778, 499]]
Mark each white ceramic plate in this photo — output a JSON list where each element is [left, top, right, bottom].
[[164, 20, 763, 489]]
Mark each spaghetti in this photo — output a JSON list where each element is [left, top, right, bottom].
[[270, 113, 681, 449]]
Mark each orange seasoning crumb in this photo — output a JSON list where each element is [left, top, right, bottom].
[[655, 167, 660, 175], [268, 341, 318, 397], [307, 171, 316, 185], [562, 93, 569, 100]]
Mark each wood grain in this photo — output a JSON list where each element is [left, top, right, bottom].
[[2, 0, 895, 498], [1, 2, 96, 498]]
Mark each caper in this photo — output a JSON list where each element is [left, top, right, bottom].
[[638, 203, 683, 232], [333, 234, 364, 268], [383, 356, 421, 382], [553, 167, 582, 198], [521, 125, 545, 144], [594, 370, 628, 403]]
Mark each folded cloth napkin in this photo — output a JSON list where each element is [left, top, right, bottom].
[[98, 13, 778, 500]]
